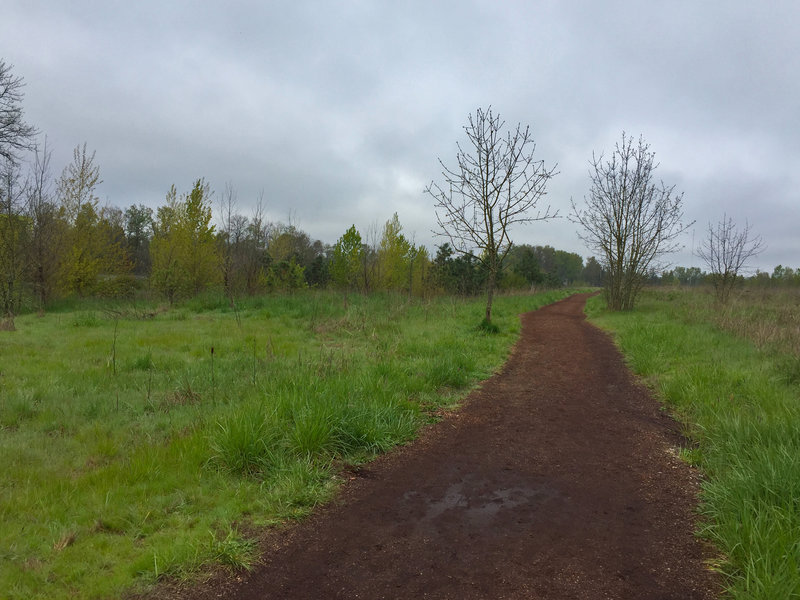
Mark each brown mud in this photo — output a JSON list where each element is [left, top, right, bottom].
[[157, 293, 719, 599]]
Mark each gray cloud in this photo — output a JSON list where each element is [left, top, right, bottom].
[[2, 0, 797, 270]]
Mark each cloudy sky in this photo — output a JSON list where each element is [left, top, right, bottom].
[[2, 0, 798, 271]]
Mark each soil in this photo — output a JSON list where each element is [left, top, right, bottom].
[[157, 293, 720, 599]]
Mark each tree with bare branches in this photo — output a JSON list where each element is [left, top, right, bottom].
[[425, 107, 557, 325], [696, 215, 764, 303], [0, 60, 37, 165], [570, 132, 690, 310]]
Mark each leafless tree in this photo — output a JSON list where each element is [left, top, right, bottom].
[[0, 156, 27, 315], [425, 107, 557, 324], [26, 138, 62, 307], [0, 60, 37, 164], [218, 181, 239, 297], [696, 215, 764, 303], [570, 132, 691, 310], [242, 194, 271, 294]]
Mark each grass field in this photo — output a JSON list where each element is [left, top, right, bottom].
[[587, 287, 800, 598], [0, 289, 572, 599]]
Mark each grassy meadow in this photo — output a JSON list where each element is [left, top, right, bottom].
[[587, 287, 800, 598], [0, 288, 572, 599]]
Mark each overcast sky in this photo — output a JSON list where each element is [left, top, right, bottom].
[[3, 1, 798, 271]]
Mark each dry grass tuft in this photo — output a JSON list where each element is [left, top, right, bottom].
[[53, 532, 77, 552]]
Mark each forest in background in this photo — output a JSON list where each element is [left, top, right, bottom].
[[1, 142, 600, 316], [3, 141, 796, 319]]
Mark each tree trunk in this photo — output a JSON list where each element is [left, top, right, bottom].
[[485, 268, 496, 323]]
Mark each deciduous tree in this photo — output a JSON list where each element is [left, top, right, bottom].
[[378, 213, 412, 292], [0, 60, 37, 164], [150, 180, 220, 301], [124, 204, 154, 276], [26, 139, 65, 307], [696, 215, 764, 303], [56, 144, 129, 295], [330, 225, 362, 292], [0, 158, 28, 314], [571, 133, 690, 310], [426, 107, 557, 324]]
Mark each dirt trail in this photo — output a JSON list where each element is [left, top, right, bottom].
[[177, 293, 719, 599]]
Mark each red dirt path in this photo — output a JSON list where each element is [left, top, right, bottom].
[[165, 293, 719, 599]]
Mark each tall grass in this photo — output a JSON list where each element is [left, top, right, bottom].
[[0, 288, 571, 599], [587, 288, 800, 598]]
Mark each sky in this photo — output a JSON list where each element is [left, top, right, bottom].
[[2, 0, 798, 272]]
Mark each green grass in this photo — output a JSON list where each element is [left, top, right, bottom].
[[587, 288, 800, 598], [0, 288, 572, 599]]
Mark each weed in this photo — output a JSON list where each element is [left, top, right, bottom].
[[209, 407, 280, 475], [477, 317, 500, 334], [206, 528, 257, 571]]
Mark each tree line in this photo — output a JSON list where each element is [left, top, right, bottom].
[[20, 59, 766, 319], [0, 137, 600, 315]]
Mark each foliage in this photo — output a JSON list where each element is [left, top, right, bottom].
[[56, 145, 131, 296], [432, 243, 486, 295], [150, 180, 220, 301], [0, 158, 28, 314], [330, 225, 362, 291], [124, 204, 153, 276], [378, 213, 413, 291], [263, 259, 306, 291], [581, 256, 604, 286], [26, 140, 64, 307]]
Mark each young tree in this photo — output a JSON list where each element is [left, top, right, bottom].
[[124, 204, 154, 276], [56, 144, 129, 295], [26, 139, 65, 307], [330, 225, 362, 292], [0, 60, 37, 313], [581, 256, 605, 287], [378, 213, 413, 292], [217, 182, 241, 297], [696, 215, 764, 303], [150, 180, 220, 301], [426, 107, 557, 324], [408, 244, 431, 297], [57, 143, 101, 225], [0, 60, 37, 164], [570, 132, 690, 310]]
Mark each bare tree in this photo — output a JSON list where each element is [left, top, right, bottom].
[[425, 107, 558, 324], [0, 157, 27, 315], [26, 138, 65, 307], [570, 132, 691, 310], [696, 215, 764, 303], [217, 181, 239, 297], [0, 60, 37, 164]]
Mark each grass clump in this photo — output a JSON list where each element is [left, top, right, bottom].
[[477, 317, 500, 334], [587, 288, 800, 598], [0, 288, 572, 599]]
